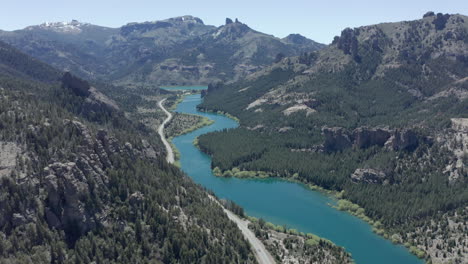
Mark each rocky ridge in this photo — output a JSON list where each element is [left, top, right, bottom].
[[0, 16, 325, 87]]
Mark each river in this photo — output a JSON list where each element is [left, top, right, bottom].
[[171, 93, 423, 264]]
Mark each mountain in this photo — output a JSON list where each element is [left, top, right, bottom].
[[201, 12, 468, 128], [198, 13, 468, 264], [0, 41, 257, 263], [0, 21, 118, 78], [0, 16, 325, 87]]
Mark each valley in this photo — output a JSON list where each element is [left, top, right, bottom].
[[171, 93, 421, 264], [0, 8, 466, 264]]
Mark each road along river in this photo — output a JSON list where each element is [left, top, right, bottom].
[[158, 97, 275, 263]]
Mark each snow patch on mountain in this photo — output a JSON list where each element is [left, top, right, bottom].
[[26, 20, 90, 33]]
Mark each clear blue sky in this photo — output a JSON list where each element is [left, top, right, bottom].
[[1, 0, 466, 43]]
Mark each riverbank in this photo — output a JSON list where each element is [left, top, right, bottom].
[[161, 93, 276, 264], [190, 109, 425, 261], [243, 215, 354, 263], [166, 113, 214, 138], [207, 166, 428, 261], [172, 93, 423, 264], [196, 107, 240, 123], [159, 97, 214, 167]]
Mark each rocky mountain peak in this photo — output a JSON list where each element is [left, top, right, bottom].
[[165, 15, 205, 25], [283, 33, 312, 45], [214, 18, 251, 39], [26, 20, 91, 33], [329, 13, 468, 67], [120, 16, 209, 37]]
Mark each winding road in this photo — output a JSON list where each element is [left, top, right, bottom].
[[157, 98, 275, 264], [158, 98, 175, 164]]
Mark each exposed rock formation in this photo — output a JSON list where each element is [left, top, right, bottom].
[[333, 28, 360, 62], [0, 118, 160, 238], [282, 104, 316, 116], [322, 127, 353, 151], [322, 126, 420, 152], [354, 127, 391, 149], [351, 168, 387, 184], [44, 162, 101, 235], [0, 142, 21, 177], [439, 118, 468, 183], [385, 129, 419, 151]]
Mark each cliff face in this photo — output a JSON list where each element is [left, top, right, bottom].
[[0, 85, 163, 246], [322, 127, 419, 152]]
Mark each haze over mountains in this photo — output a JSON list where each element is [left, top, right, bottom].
[[0, 16, 324, 87]]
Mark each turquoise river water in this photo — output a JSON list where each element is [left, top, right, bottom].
[[172, 93, 423, 264]]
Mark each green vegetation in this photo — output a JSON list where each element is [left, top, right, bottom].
[[197, 126, 468, 237], [0, 41, 257, 263], [246, 217, 353, 264], [213, 167, 271, 178], [197, 15, 468, 263], [166, 113, 214, 139]]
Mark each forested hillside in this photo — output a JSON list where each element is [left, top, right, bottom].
[[199, 13, 468, 263], [0, 41, 256, 263]]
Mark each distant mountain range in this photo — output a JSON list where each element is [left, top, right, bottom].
[[0, 16, 324, 87]]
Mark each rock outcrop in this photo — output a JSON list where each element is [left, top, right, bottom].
[[385, 129, 419, 151], [322, 126, 419, 152], [439, 118, 468, 183], [322, 127, 353, 152], [351, 168, 387, 184], [39, 121, 123, 237], [0, 142, 21, 177], [0, 115, 163, 236], [354, 127, 391, 149], [44, 162, 100, 235]]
